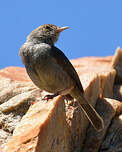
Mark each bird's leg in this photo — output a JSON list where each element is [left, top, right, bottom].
[[42, 92, 59, 101], [42, 86, 74, 101]]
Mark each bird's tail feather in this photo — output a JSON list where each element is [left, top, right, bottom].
[[70, 89, 104, 131], [77, 96, 104, 131]]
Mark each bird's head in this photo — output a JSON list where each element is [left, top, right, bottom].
[[27, 24, 69, 45]]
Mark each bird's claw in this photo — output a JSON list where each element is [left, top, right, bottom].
[[42, 92, 59, 101], [42, 94, 56, 101]]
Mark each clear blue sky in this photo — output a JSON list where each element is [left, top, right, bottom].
[[0, 0, 122, 69]]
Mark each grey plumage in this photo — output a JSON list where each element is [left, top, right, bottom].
[[19, 24, 104, 131]]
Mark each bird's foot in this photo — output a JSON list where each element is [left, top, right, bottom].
[[42, 92, 59, 101]]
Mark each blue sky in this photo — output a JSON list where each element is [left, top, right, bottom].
[[0, 0, 122, 69]]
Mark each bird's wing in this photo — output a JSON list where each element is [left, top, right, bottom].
[[50, 46, 83, 93]]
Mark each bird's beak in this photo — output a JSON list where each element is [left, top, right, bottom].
[[57, 26, 69, 33]]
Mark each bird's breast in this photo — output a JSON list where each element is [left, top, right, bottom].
[[20, 43, 74, 93]]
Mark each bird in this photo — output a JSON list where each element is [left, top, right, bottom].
[[19, 24, 104, 131]]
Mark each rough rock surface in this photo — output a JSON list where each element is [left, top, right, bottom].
[[0, 48, 122, 152], [112, 47, 122, 83]]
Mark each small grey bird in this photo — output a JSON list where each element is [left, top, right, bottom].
[[19, 24, 104, 131]]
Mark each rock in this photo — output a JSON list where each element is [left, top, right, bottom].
[[100, 114, 122, 152], [0, 67, 30, 82], [113, 85, 122, 101], [82, 98, 122, 152], [0, 48, 122, 152], [71, 56, 116, 98], [3, 96, 71, 152], [112, 47, 122, 83]]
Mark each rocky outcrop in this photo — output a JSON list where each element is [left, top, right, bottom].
[[0, 48, 122, 152]]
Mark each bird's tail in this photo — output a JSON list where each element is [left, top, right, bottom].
[[70, 88, 104, 131]]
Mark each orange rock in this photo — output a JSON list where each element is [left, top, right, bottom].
[[0, 67, 30, 82], [0, 49, 122, 152]]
